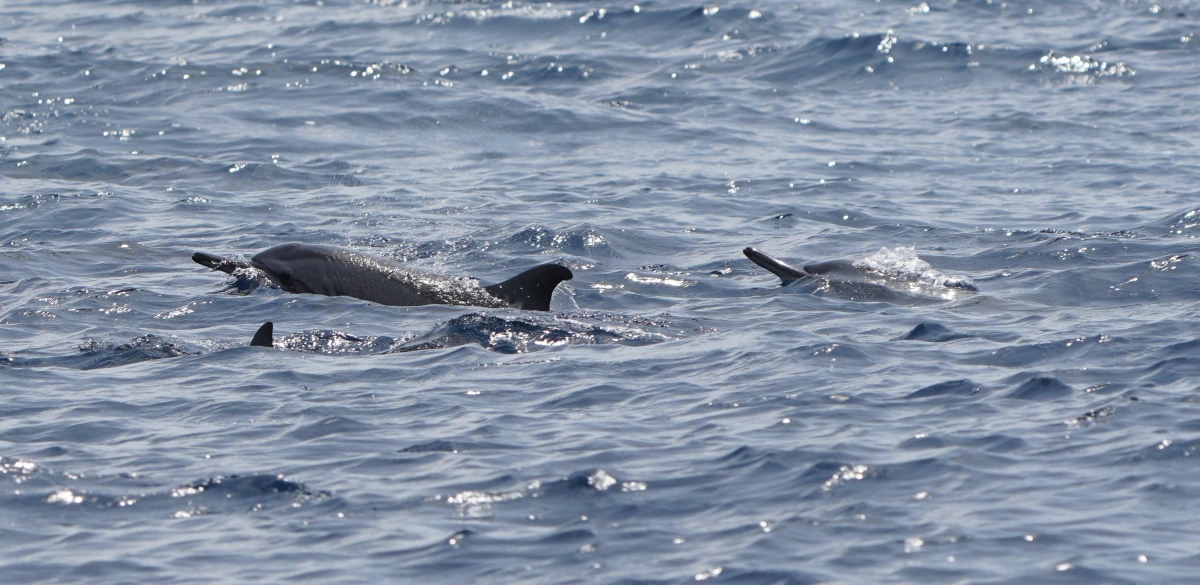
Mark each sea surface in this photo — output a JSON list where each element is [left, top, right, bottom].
[[2, 0, 1199, 583]]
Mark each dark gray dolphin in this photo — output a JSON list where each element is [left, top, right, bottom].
[[194, 243, 573, 311], [743, 247, 978, 291]]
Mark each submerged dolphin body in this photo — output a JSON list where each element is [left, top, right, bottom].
[[194, 242, 573, 311], [743, 247, 978, 291]]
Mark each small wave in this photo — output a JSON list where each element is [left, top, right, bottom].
[[157, 473, 331, 518], [898, 322, 973, 342], [960, 334, 1120, 368], [1, 334, 196, 370], [1007, 375, 1074, 401], [393, 312, 680, 354], [274, 329, 398, 354], [0, 191, 103, 214], [748, 28, 1144, 91], [285, 416, 377, 441], [214, 265, 268, 295], [0, 456, 40, 482], [265, 311, 694, 356], [1, 457, 327, 517], [904, 379, 985, 399], [1066, 405, 1117, 428], [1132, 438, 1200, 462], [4, 150, 130, 183], [173, 473, 321, 498], [506, 224, 618, 258], [1148, 208, 1200, 238], [441, 469, 645, 518], [445, 486, 528, 518], [399, 439, 517, 453], [538, 469, 647, 495], [1033, 51, 1136, 79]]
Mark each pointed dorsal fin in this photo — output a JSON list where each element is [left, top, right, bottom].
[[484, 264, 573, 311], [250, 322, 274, 347], [193, 251, 252, 275], [743, 247, 807, 286]]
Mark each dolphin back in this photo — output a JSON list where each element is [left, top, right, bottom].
[[484, 264, 573, 311], [743, 247, 807, 285]]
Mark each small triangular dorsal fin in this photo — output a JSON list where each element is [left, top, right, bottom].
[[250, 322, 274, 347], [743, 247, 807, 286], [193, 251, 251, 275], [484, 264, 573, 311]]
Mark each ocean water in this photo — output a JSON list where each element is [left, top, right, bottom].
[[2, 0, 1199, 582]]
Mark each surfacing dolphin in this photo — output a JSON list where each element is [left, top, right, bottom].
[[743, 247, 978, 291], [194, 243, 573, 311]]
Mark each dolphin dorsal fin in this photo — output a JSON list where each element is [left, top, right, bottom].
[[193, 251, 252, 275], [250, 322, 274, 347], [484, 264, 573, 311], [743, 247, 807, 286]]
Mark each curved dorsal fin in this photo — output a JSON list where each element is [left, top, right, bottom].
[[250, 322, 274, 347], [743, 247, 807, 286], [484, 264, 573, 311]]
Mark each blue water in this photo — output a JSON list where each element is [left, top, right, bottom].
[[2, 0, 1199, 582]]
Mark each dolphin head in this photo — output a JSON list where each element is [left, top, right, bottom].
[[250, 243, 339, 295]]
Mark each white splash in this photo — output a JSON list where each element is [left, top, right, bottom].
[[853, 246, 976, 291]]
